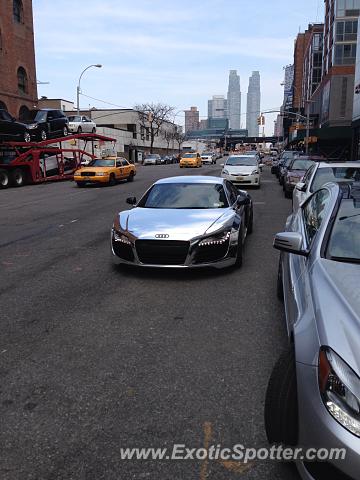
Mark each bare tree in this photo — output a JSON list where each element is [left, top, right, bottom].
[[174, 131, 186, 153], [163, 129, 175, 155], [134, 103, 175, 154]]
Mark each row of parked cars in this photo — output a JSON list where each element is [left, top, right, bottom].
[[266, 150, 360, 479], [0, 108, 97, 143]]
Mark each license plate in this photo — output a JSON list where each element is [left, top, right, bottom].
[[237, 176, 244, 181]]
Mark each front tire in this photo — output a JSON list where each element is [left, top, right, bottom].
[[63, 126, 68, 137], [76, 182, 86, 187], [265, 348, 298, 446], [277, 258, 284, 301], [234, 226, 244, 268], [77, 126, 82, 134], [109, 173, 116, 186], [127, 172, 134, 182]]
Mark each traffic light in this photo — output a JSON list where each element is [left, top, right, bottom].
[[257, 115, 265, 126]]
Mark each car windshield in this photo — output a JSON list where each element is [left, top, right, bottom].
[[138, 183, 229, 209], [327, 200, 360, 263], [68, 116, 81, 122], [226, 156, 257, 166], [290, 159, 314, 171], [27, 111, 48, 122], [183, 154, 196, 158], [88, 159, 115, 167], [311, 166, 360, 192]]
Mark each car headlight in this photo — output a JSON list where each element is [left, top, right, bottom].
[[199, 230, 231, 246], [112, 216, 131, 244], [96, 172, 108, 176], [319, 347, 360, 437], [251, 169, 259, 175], [27, 123, 38, 129], [222, 169, 229, 175]]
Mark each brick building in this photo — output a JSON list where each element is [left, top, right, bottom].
[[0, 0, 38, 118], [184, 106, 200, 133]]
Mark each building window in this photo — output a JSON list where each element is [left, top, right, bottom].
[[336, 20, 358, 41], [19, 105, 30, 121], [334, 43, 357, 64], [13, 0, 24, 23], [336, 0, 360, 17], [0, 100, 8, 111], [17, 67, 28, 93]]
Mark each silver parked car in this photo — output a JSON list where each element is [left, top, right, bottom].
[[265, 182, 360, 480], [67, 115, 96, 133], [111, 176, 253, 269], [292, 161, 360, 211]]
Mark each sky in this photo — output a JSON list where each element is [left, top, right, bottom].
[[33, 0, 325, 135]]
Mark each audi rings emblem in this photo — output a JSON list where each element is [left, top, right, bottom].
[[155, 234, 169, 239]]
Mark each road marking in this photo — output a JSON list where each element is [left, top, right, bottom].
[[199, 422, 212, 480], [218, 459, 255, 475]]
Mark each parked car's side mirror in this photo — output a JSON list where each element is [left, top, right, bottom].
[[296, 182, 306, 192], [236, 194, 250, 206], [126, 196, 137, 205], [273, 232, 308, 256]]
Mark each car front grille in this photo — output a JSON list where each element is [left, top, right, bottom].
[[81, 172, 95, 177], [194, 242, 229, 264], [135, 240, 189, 265]]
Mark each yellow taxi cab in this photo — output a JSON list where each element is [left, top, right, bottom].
[[179, 152, 202, 168], [74, 157, 136, 187]]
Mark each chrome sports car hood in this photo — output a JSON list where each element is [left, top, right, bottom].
[[118, 207, 235, 240]]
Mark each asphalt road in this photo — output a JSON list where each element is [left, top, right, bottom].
[[0, 161, 299, 480]]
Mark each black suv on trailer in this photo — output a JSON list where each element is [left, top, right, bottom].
[[0, 109, 32, 143], [23, 109, 69, 141]]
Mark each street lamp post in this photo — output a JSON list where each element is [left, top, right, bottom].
[[77, 64, 102, 115]]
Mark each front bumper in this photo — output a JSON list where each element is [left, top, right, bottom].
[[296, 362, 360, 480], [74, 175, 110, 183], [111, 231, 239, 269], [180, 162, 199, 167], [221, 173, 260, 186]]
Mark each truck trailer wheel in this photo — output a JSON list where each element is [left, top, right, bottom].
[[11, 168, 26, 187], [0, 169, 10, 189]]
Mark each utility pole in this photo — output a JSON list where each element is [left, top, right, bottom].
[[305, 100, 310, 155]]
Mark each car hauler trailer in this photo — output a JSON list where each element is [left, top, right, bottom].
[[0, 133, 116, 188]]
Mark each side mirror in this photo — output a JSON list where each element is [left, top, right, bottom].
[[296, 182, 306, 192], [236, 194, 250, 206], [126, 196, 137, 205], [273, 232, 308, 256]]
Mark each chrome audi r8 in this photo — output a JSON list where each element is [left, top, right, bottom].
[[111, 176, 253, 268]]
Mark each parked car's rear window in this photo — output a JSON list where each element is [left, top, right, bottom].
[[327, 200, 360, 263]]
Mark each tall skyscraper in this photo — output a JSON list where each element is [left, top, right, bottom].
[[184, 106, 199, 133], [246, 71, 261, 136], [227, 70, 241, 129], [208, 95, 227, 119]]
